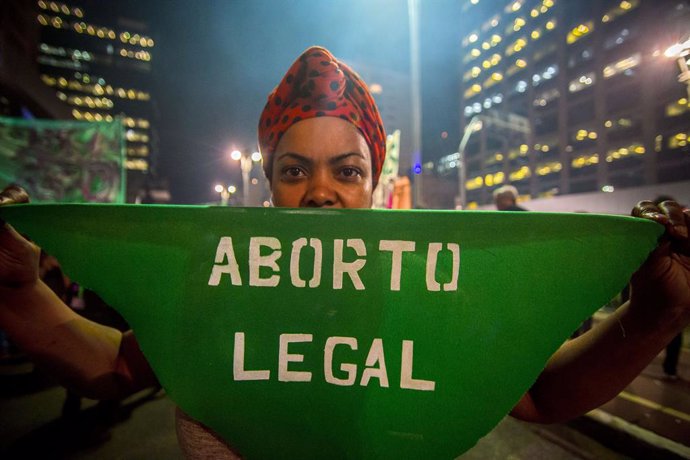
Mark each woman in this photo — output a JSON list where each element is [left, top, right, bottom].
[[1, 46, 689, 458]]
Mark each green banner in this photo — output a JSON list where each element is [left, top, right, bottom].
[[0, 205, 662, 459], [0, 117, 125, 203]]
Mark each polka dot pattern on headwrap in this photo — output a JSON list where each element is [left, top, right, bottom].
[[258, 46, 386, 188]]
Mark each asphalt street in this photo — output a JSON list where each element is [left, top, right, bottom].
[[0, 333, 687, 459]]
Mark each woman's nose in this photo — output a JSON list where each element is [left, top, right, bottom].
[[302, 171, 338, 207]]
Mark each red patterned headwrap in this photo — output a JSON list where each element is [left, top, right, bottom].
[[258, 46, 386, 188]]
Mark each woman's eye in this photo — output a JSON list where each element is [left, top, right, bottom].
[[340, 167, 361, 178], [283, 167, 305, 177]]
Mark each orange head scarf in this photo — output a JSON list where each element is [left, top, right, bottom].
[[258, 46, 386, 188]]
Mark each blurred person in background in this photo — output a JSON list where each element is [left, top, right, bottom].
[[493, 184, 527, 211]]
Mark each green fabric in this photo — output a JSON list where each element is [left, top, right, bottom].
[[0, 204, 662, 459], [0, 117, 125, 203]]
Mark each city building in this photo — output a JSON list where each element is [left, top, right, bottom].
[[20, 0, 159, 201], [442, 0, 690, 208], [0, 0, 71, 119]]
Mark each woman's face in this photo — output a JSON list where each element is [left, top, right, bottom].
[[270, 117, 374, 209]]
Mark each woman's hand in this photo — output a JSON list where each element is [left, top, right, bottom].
[[630, 200, 690, 322], [0, 184, 30, 207], [0, 185, 40, 289], [512, 200, 690, 423]]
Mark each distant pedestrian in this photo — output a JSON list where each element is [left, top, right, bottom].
[[493, 185, 527, 211]]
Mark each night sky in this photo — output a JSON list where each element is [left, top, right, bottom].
[[127, 1, 462, 203]]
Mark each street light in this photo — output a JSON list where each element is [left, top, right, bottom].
[[229, 149, 262, 206], [456, 116, 483, 209], [665, 38, 690, 99], [455, 113, 530, 209], [214, 184, 236, 206]]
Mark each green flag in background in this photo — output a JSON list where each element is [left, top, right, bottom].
[[0, 204, 662, 459], [0, 117, 125, 203]]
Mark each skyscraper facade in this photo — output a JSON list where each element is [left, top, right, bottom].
[[443, 0, 690, 208], [34, 0, 158, 199]]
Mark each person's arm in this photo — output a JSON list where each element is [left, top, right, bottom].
[[0, 185, 158, 399], [511, 200, 690, 423]]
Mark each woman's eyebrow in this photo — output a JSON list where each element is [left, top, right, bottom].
[[329, 152, 367, 165], [274, 152, 313, 166], [275, 152, 367, 165]]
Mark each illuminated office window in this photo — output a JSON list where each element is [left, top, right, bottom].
[[567, 21, 594, 45], [572, 128, 598, 143], [509, 166, 531, 182], [127, 146, 150, 157], [506, 37, 528, 56], [532, 64, 558, 87], [533, 88, 559, 107], [602, 0, 639, 23], [568, 72, 596, 93], [605, 143, 645, 162], [668, 132, 689, 150], [514, 80, 528, 94], [535, 161, 562, 176], [603, 53, 641, 79], [665, 98, 690, 117], [571, 154, 599, 169], [125, 130, 149, 143], [126, 159, 149, 171]]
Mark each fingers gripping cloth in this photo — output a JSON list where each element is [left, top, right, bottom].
[[258, 46, 387, 188]]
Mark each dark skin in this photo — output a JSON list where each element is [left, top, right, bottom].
[[0, 120, 689, 422], [0, 185, 157, 398], [494, 192, 517, 211], [511, 198, 690, 421]]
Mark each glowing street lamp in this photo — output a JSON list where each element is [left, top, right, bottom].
[[214, 184, 236, 206], [665, 38, 690, 99], [229, 149, 263, 206]]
